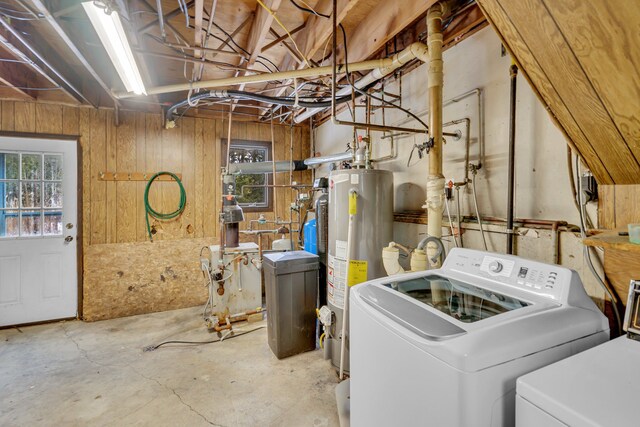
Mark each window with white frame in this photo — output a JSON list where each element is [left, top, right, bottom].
[[0, 151, 63, 237]]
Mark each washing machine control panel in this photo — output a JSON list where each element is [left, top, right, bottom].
[[444, 249, 566, 302]]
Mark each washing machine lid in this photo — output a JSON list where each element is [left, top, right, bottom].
[[517, 336, 640, 426], [358, 272, 534, 341], [353, 272, 607, 372]]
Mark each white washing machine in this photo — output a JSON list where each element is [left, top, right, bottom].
[[349, 248, 609, 427], [515, 336, 638, 427], [516, 279, 640, 427]]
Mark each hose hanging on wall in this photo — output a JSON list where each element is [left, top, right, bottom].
[[144, 172, 187, 241]]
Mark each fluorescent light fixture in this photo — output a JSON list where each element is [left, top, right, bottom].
[[82, 2, 146, 95]]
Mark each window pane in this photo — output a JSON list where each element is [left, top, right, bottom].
[[43, 211, 62, 236], [21, 182, 41, 208], [21, 210, 42, 236], [44, 182, 63, 208], [236, 173, 266, 206], [1, 153, 19, 179], [1, 182, 19, 209], [0, 210, 19, 237], [21, 154, 42, 180], [44, 154, 63, 181]]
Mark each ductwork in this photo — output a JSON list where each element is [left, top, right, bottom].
[[294, 42, 429, 123], [304, 152, 352, 166], [227, 151, 352, 174], [227, 160, 308, 175]]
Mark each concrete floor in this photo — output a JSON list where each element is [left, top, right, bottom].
[[0, 307, 340, 426]]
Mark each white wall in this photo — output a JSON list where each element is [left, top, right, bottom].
[[313, 27, 604, 302]]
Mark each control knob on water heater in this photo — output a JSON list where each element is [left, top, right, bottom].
[[489, 260, 503, 273]]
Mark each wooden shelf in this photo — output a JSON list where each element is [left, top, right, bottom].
[[583, 230, 640, 253]]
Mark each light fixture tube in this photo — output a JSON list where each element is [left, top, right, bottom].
[[82, 2, 146, 95]]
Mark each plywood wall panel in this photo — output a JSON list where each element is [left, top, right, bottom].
[[203, 118, 217, 238], [477, 0, 640, 184], [115, 114, 137, 243], [89, 109, 107, 245], [194, 118, 205, 238], [105, 110, 117, 243], [14, 102, 35, 133], [79, 108, 91, 243], [83, 238, 212, 321], [135, 112, 147, 242], [181, 117, 196, 237], [35, 104, 63, 134], [1, 101, 14, 131]]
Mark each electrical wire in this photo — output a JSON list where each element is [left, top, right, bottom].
[[166, 89, 362, 122], [573, 153, 622, 333], [143, 325, 266, 351], [256, 0, 311, 67], [291, 0, 427, 129]]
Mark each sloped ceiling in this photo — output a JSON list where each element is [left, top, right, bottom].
[[477, 0, 640, 184]]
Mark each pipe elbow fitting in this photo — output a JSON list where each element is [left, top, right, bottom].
[[382, 243, 405, 276]]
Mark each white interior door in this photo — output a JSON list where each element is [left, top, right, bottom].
[[0, 136, 77, 327]]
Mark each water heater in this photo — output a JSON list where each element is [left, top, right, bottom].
[[326, 169, 393, 372]]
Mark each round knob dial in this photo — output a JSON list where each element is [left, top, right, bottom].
[[488, 261, 503, 273]]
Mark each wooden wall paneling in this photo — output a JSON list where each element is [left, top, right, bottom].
[[181, 116, 196, 237], [14, 102, 35, 133], [203, 118, 217, 238], [477, 0, 614, 184], [35, 104, 62, 134], [158, 125, 183, 239], [144, 113, 162, 241], [79, 108, 91, 244], [89, 109, 107, 244], [1, 101, 14, 131], [61, 106, 79, 135], [604, 248, 640, 305], [135, 112, 147, 242], [115, 113, 137, 243], [496, 0, 640, 184], [194, 118, 205, 238], [543, 0, 640, 162], [105, 110, 117, 243], [613, 185, 640, 228], [598, 185, 616, 229]]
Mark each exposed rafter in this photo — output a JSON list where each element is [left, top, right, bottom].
[[231, 0, 283, 112], [257, 0, 362, 117], [0, 19, 88, 105]]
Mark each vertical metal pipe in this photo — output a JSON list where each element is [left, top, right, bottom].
[[506, 62, 518, 254]]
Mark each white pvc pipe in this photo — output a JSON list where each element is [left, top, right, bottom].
[[339, 189, 358, 380], [115, 56, 416, 98], [382, 244, 405, 276]]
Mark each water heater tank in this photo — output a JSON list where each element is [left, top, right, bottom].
[[326, 169, 393, 372]]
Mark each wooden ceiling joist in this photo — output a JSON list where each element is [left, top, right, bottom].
[[257, 0, 361, 117], [0, 19, 86, 105], [230, 0, 283, 112]]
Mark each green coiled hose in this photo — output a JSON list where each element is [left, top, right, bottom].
[[144, 172, 186, 241]]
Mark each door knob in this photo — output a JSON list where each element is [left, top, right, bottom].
[[66, 223, 74, 229], [65, 236, 73, 243]]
